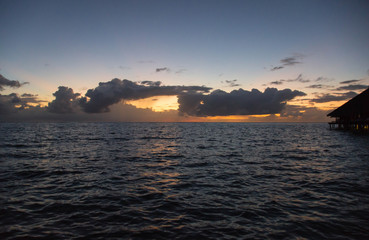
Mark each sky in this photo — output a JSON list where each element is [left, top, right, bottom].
[[1, 0, 369, 122]]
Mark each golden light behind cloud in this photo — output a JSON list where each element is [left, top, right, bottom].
[[126, 96, 179, 112]]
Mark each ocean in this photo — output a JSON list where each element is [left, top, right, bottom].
[[1, 122, 369, 239]]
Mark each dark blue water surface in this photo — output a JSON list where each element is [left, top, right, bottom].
[[1, 122, 369, 239]]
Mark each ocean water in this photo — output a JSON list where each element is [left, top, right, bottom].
[[1, 122, 369, 239]]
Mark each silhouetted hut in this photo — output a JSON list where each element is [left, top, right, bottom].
[[327, 87, 369, 130]]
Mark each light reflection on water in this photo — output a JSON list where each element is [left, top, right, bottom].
[[0, 122, 369, 239]]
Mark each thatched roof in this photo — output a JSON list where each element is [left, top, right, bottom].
[[327, 87, 369, 118]]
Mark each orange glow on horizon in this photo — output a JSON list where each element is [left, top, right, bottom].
[[126, 96, 179, 112], [180, 114, 281, 122]]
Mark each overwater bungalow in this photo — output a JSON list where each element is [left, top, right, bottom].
[[327, 87, 369, 131]]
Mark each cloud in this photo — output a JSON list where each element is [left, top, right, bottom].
[[20, 93, 45, 104], [47, 86, 81, 114], [178, 87, 306, 117], [310, 91, 357, 103], [335, 84, 368, 91], [279, 105, 330, 122], [280, 56, 301, 66], [0, 93, 22, 114], [271, 66, 284, 71], [223, 79, 241, 87], [175, 69, 187, 74], [314, 77, 335, 83], [79, 78, 212, 113], [1, 101, 182, 122], [267, 74, 310, 86], [316, 78, 325, 82], [155, 68, 187, 74], [306, 84, 332, 89], [291, 74, 310, 83], [0, 74, 29, 91], [306, 84, 324, 89], [21, 93, 36, 97], [279, 104, 305, 118], [0, 92, 42, 114], [270, 54, 304, 71], [156, 67, 170, 73], [140, 81, 162, 86], [339, 79, 361, 84], [270, 80, 284, 85]]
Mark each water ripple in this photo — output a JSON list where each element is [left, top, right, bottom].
[[1, 123, 369, 239]]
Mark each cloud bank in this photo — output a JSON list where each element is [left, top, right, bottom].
[[0, 93, 42, 114], [0, 75, 308, 122], [178, 88, 306, 117], [79, 78, 211, 113]]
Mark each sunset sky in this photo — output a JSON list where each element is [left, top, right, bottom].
[[1, 0, 368, 122]]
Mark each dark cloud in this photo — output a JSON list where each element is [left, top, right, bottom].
[[278, 105, 330, 122], [270, 54, 304, 71], [0, 74, 29, 91], [280, 57, 301, 66], [291, 74, 310, 83], [79, 78, 212, 113], [267, 74, 310, 86], [315, 76, 335, 82], [306, 84, 324, 89], [0, 92, 42, 114], [47, 86, 81, 114], [336, 84, 368, 91], [0, 93, 21, 114], [156, 67, 170, 73], [21, 93, 36, 97], [140, 81, 162, 86], [271, 66, 284, 71], [0, 101, 182, 123], [270, 80, 284, 85], [306, 84, 332, 89], [20, 94, 45, 104], [224, 79, 241, 87], [315, 77, 327, 82], [279, 104, 304, 117], [339, 79, 361, 84], [178, 88, 306, 117], [310, 91, 357, 103]]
